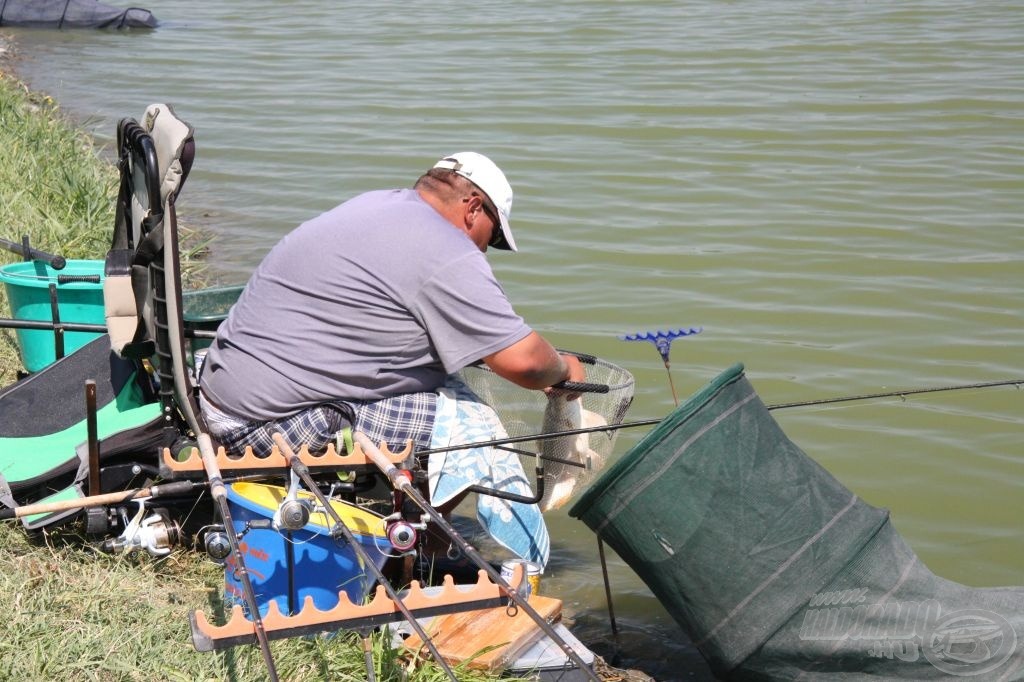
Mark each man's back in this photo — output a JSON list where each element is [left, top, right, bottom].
[[201, 188, 529, 420]]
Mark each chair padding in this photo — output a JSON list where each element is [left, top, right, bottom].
[[104, 103, 195, 359]]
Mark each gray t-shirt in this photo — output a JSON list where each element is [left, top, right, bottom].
[[201, 188, 531, 420]]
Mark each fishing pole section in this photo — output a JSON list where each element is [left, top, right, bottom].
[[355, 432, 604, 682], [418, 376, 1024, 458], [196, 433, 280, 682], [271, 432, 459, 682]]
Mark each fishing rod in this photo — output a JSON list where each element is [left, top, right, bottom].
[[196, 433, 280, 682], [0, 235, 66, 269], [0, 473, 273, 522], [271, 433, 459, 682], [766, 377, 1024, 410], [418, 377, 1024, 457], [0, 480, 200, 521], [354, 431, 604, 682]]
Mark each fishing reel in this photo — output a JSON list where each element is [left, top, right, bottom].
[[273, 470, 314, 532], [202, 526, 232, 563], [276, 498, 311, 531], [100, 500, 180, 557], [200, 518, 275, 564], [383, 511, 428, 554]]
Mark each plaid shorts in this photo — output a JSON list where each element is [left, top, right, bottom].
[[352, 391, 437, 452], [201, 391, 437, 457]]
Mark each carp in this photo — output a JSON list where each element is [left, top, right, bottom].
[[538, 394, 607, 512]]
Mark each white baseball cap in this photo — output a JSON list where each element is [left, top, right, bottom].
[[433, 152, 517, 251]]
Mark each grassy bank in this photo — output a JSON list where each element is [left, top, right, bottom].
[[0, 520, 477, 682], [0, 59, 117, 385], [0, 51, 514, 681]]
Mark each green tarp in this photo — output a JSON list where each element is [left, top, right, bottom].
[[571, 364, 1024, 680], [0, 335, 163, 525]]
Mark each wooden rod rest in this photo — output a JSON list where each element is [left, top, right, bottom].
[[161, 440, 412, 476], [190, 566, 524, 651]]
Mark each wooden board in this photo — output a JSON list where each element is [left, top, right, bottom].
[[401, 595, 562, 672]]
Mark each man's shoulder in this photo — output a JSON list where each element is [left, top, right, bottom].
[[295, 187, 483, 272], [345, 187, 419, 210], [354, 187, 409, 201]]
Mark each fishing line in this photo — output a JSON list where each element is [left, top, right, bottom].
[[418, 377, 1024, 456], [765, 378, 1023, 410]]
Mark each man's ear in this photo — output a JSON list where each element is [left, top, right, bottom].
[[462, 194, 484, 228]]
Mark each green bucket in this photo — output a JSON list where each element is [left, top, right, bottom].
[[0, 259, 106, 372]]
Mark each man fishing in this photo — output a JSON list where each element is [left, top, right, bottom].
[[198, 151, 583, 565]]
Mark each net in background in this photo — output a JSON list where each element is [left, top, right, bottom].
[[0, 0, 157, 28]]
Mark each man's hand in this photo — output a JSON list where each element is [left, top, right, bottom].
[[545, 353, 585, 400]]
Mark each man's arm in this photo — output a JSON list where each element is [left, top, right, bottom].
[[482, 331, 585, 390]]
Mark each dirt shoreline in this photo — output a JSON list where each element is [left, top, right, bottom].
[[1, 32, 28, 84], [0, 30, 21, 69], [0, 33, 11, 68]]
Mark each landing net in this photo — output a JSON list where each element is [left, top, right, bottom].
[[452, 353, 635, 511]]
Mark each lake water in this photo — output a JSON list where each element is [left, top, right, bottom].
[[6, 1, 1023, 679]]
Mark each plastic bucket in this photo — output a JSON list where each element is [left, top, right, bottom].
[[0, 259, 106, 372], [182, 285, 243, 371], [225, 481, 392, 616]]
